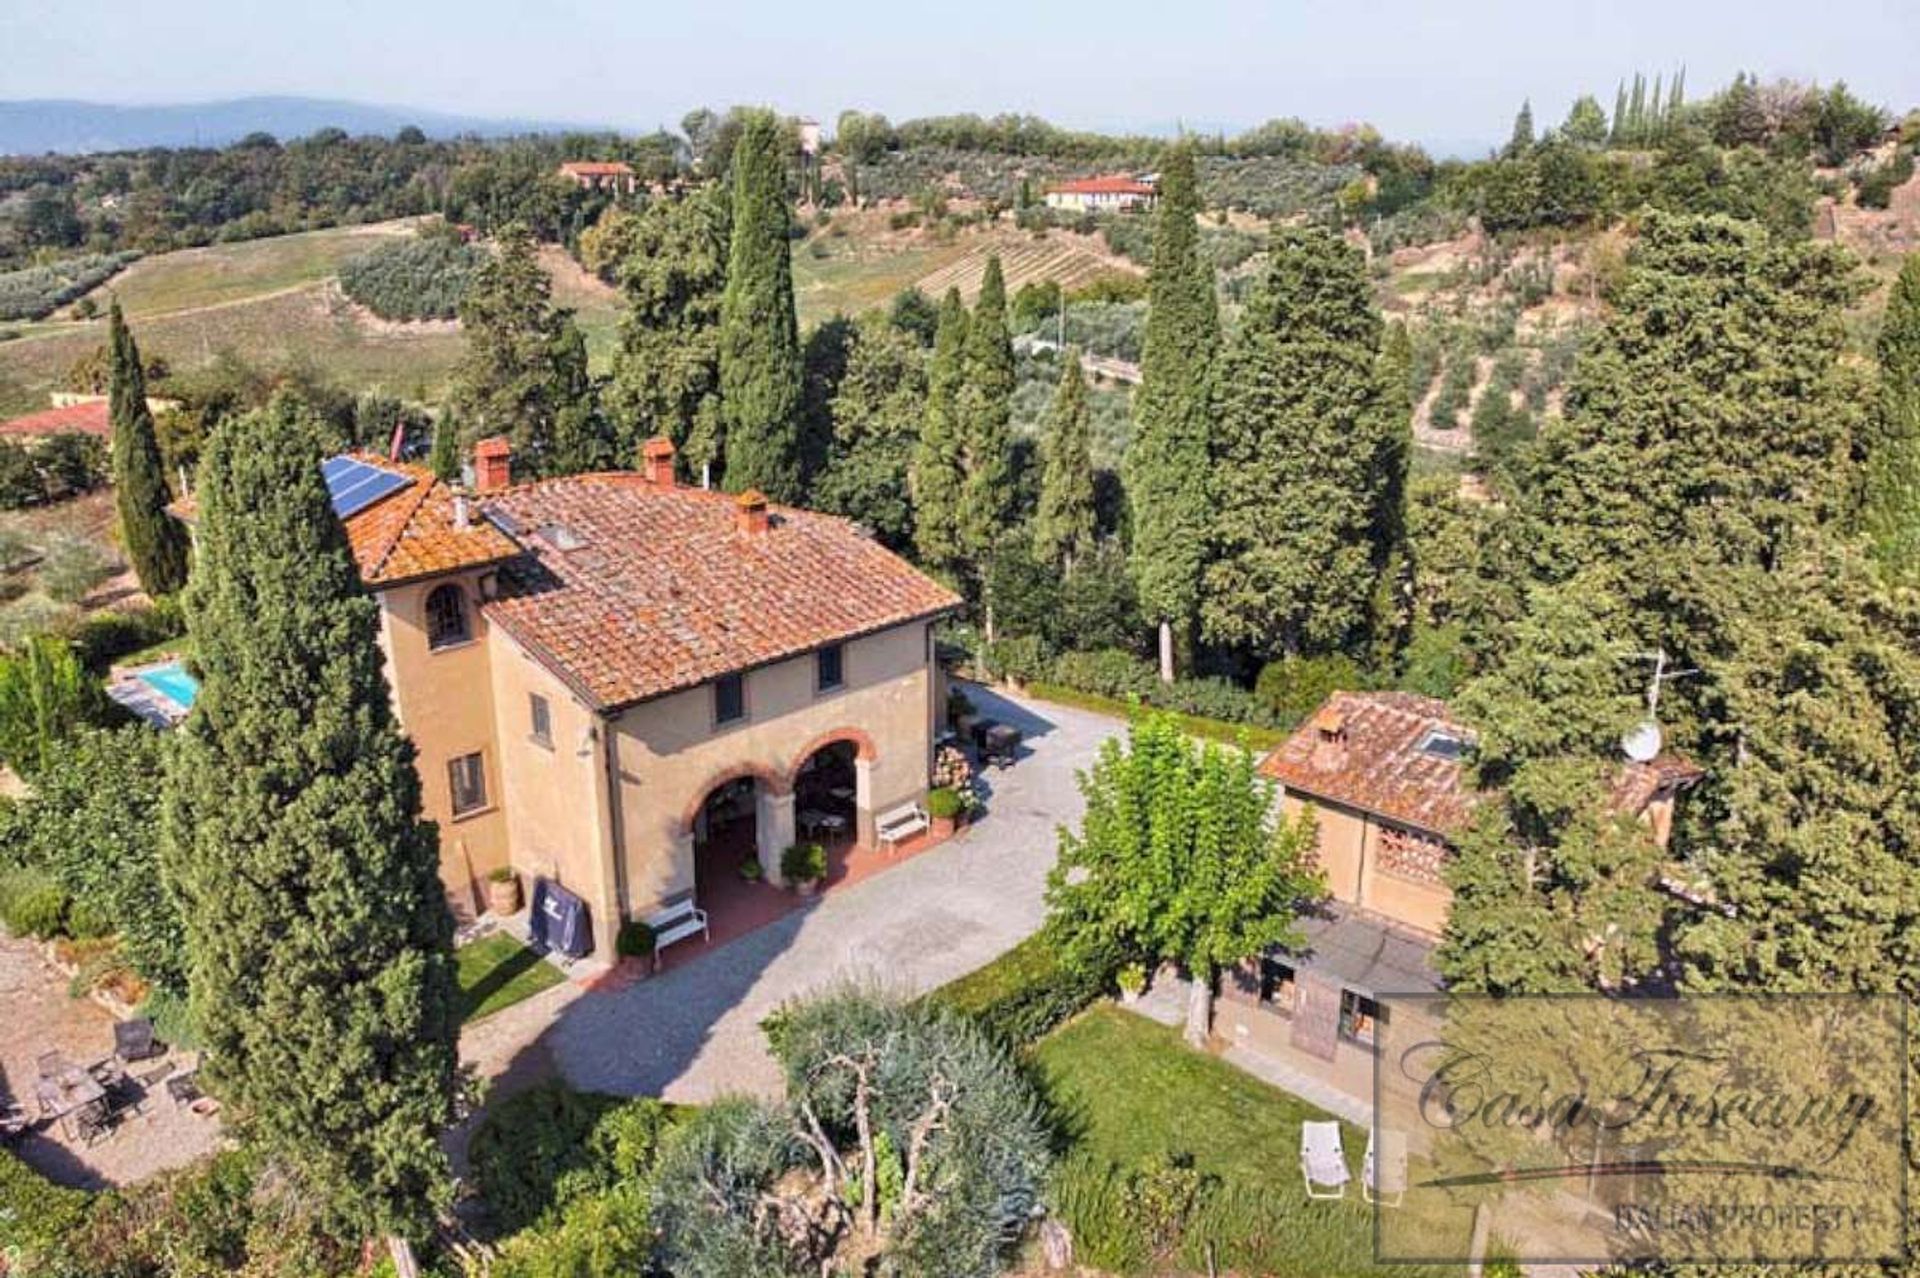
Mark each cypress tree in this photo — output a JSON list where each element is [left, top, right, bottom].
[[1032, 352, 1096, 573], [1202, 226, 1392, 661], [911, 289, 968, 572], [717, 110, 803, 500], [108, 301, 189, 596], [1866, 252, 1920, 582], [1610, 82, 1629, 144], [957, 255, 1015, 615], [1125, 143, 1218, 681], [163, 395, 457, 1251], [428, 413, 458, 481], [605, 184, 729, 470], [1506, 99, 1535, 156]]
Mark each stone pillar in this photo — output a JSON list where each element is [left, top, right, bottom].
[[853, 757, 877, 849], [758, 789, 795, 886]]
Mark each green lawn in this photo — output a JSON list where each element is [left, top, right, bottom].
[[456, 932, 566, 1023], [1034, 1006, 1466, 1276]]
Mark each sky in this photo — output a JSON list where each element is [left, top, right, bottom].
[[2, 0, 1916, 153]]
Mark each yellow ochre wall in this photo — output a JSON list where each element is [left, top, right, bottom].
[[1281, 792, 1452, 937], [375, 572, 510, 921], [610, 620, 938, 916], [379, 581, 938, 960]]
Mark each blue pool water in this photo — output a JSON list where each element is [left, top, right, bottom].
[[137, 661, 200, 709]]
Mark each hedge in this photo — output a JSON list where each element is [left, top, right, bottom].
[[924, 932, 1108, 1048], [976, 640, 1285, 746]]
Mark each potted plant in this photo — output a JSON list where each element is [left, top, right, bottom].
[[782, 841, 827, 896], [616, 919, 656, 965], [486, 866, 522, 916], [739, 857, 763, 883], [926, 786, 963, 837], [1117, 962, 1148, 1004]]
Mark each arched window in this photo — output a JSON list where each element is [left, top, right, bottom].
[[425, 583, 470, 649]]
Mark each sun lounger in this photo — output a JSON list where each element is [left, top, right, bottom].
[[1301, 1120, 1351, 1199], [1363, 1128, 1407, 1206]]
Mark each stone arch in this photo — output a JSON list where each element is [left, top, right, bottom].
[[678, 760, 788, 837], [787, 726, 877, 788]]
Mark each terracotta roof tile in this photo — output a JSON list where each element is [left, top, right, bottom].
[[167, 453, 520, 586], [336, 454, 520, 586], [0, 400, 111, 438], [1259, 691, 1702, 840], [478, 474, 960, 710], [558, 161, 634, 176], [1053, 174, 1156, 195]]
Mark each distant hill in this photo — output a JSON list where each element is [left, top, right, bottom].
[[0, 96, 607, 156]]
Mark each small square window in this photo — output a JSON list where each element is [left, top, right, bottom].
[[448, 752, 488, 817], [1260, 959, 1297, 1015], [714, 674, 745, 726], [816, 644, 844, 692], [529, 693, 552, 747], [1339, 989, 1383, 1047]]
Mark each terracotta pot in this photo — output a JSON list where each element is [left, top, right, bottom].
[[931, 814, 957, 838], [487, 873, 522, 916]]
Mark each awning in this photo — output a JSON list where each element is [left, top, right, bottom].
[[1278, 906, 1442, 1000]]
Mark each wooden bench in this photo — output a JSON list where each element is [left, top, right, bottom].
[[877, 802, 929, 852], [644, 898, 710, 970]]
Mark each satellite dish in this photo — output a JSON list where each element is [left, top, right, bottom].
[[1621, 719, 1663, 763]]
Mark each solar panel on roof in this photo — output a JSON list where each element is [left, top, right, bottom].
[[322, 456, 412, 519]]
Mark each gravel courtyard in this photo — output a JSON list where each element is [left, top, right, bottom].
[[459, 683, 1121, 1105]]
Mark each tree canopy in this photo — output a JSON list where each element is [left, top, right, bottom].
[[718, 111, 803, 499], [163, 395, 458, 1243]]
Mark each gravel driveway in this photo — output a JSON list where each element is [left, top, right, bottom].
[[464, 683, 1120, 1105]]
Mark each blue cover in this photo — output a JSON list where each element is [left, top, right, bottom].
[[528, 877, 593, 959]]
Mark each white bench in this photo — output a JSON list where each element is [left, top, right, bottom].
[[644, 898, 709, 970], [877, 802, 929, 852]]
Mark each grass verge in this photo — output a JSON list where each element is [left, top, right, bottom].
[[1034, 1005, 1466, 1276], [457, 931, 566, 1023]]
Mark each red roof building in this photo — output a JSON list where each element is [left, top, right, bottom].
[[1045, 173, 1158, 211], [558, 160, 637, 193], [0, 400, 112, 440]]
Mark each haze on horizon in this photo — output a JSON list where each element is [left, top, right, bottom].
[[2, 0, 1915, 153]]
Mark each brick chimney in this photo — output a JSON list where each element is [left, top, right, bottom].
[[1310, 703, 1348, 772], [474, 436, 512, 492], [735, 488, 770, 535], [641, 435, 677, 486]]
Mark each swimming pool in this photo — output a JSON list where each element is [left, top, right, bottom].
[[137, 661, 200, 709]]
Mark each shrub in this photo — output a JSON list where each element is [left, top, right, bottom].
[[0, 1149, 94, 1263], [1858, 148, 1916, 210], [616, 919, 655, 958], [925, 787, 963, 821], [140, 985, 199, 1050], [780, 841, 826, 883], [1255, 652, 1368, 726], [926, 931, 1107, 1047], [65, 598, 186, 671], [470, 1082, 678, 1233], [38, 533, 114, 604], [977, 633, 1052, 683], [1400, 622, 1470, 699], [339, 234, 489, 321], [0, 251, 141, 322], [0, 866, 71, 938]]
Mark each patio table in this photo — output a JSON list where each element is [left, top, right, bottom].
[[35, 1065, 107, 1138], [798, 809, 849, 840]]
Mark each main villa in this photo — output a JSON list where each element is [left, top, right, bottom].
[[186, 436, 958, 959]]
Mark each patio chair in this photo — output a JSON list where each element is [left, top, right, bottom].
[[114, 1016, 163, 1064], [1301, 1121, 1351, 1200], [1363, 1129, 1407, 1206], [166, 1071, 204, 1107], [35, 1050, 68, 1081], [72, 1097, 113, 1147]]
